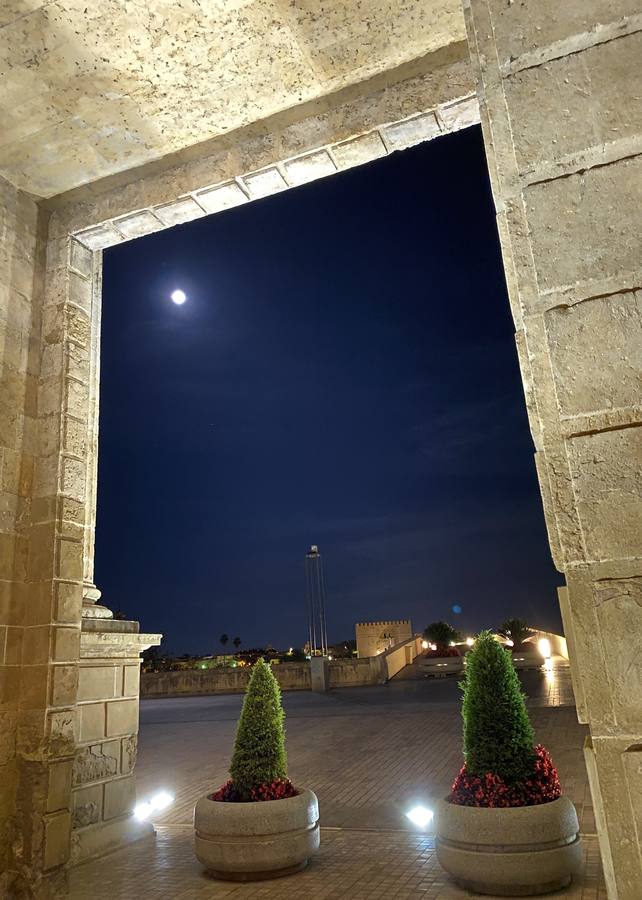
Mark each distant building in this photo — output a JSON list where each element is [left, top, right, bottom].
[[355, 620, 413, 658]]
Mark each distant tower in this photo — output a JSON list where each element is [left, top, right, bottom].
[[304, 545, 329, 656]]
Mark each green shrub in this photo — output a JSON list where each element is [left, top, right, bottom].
[[229, 658, 288, 800], [423, 621, 461, 647], [462, 631, 535, 782]]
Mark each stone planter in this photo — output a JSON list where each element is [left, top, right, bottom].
[[436, 795, 582, 896], [194, 789, 320, 881]]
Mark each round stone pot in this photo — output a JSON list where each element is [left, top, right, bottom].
[[194, 789, 320, 881], [436, 795, 582, 896]]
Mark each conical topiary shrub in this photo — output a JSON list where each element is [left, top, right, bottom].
[[195, 657, 320, 877], [209, 658, 298, 803], [449, 630, 561, 806], [462, 630, 535, 782]]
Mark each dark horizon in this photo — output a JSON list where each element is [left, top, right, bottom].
[[97, 125, 563, 655]]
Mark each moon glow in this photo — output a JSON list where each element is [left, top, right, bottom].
[[171, 289, 187, 305]]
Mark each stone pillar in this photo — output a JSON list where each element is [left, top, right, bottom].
[[71, 619, 161, 864], [464, 3, 642, 898], [310, 656, 330, 693], [0, 176, 52, 897]]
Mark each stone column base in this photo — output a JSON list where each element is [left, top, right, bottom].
[[70, 813, 155, 866]]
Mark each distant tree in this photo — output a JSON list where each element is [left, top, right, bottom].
[[423, 621, 461, 648], [497, 618, 531, 647], [113, 609, 128, 621], [233, 636, 242, 650], [220, 634, 229, 649]]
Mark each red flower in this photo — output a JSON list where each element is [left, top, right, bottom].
[[209, 778, 298, 803], [448, 745, 561, 808]]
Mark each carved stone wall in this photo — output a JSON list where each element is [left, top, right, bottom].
[[465, 3, 642, 897], [71, 624, 160, 864]]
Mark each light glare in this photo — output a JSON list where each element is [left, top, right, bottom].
[[171, 289, 187, 305], [466, 637, 474, 647], [421, 640, 429, 649], [134, 790, 174, 821], [538, 638, 552, 659], [406, 805, 433, 829]]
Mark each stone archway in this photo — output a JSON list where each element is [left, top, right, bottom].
[[0, 3, 640, 897]]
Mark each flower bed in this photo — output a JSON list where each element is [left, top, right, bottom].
[[210, 778, 298, 803], [449, 744, 561, 808], [424, 646, 460, 658]]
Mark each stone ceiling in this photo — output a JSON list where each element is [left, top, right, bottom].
[[0, 0, 466, 199]]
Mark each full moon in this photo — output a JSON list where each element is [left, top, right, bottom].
[[170, 289, 187, 305]]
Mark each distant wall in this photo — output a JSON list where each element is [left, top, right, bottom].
[[329, 656, 387, 687], [141, 662, 311, 697], [355, 619, 412, 658], [383, 635, 423, 679], [141, 653, 405, 698]]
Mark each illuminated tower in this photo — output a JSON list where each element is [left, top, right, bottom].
[[304, 545, 329, 656]]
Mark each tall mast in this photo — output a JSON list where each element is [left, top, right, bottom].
[[304, 545, 329, 656]]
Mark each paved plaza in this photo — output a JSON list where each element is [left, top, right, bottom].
[[70, 665, 606, 899]]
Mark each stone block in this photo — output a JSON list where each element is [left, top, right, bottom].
[[69, 240, 93, 279], [73, 740, 120, 786], [78, 665, 117, 702], [78, 703, 105, 743], [490, 0, 640, 66], [568, 428, 642, 560], [154, 196, 205, 226], [53, 625, 80, 663], [74, 223, 123, 251], [195, 180, 248, 213], [283, 150, 336, 186], [5, 625, 23, 664], [55, 582, 83, 624], [72, 783, 103, 829], [68, 271, 92, 314], [61, 456, 86, 503], [331, 131, 387, 170], [106, 699, 138, 738], [43, 811, 71, 870], [438, 96, 480, 132], [382, 111, 440, 151], [123, 665, 140, 698], [113, 210, 164, 240], [524, 155, 642, 294], [65, 378, 90, 420], [103, 775, 135, 821], [19, 664, 49, 709], [121, 735, 137, 775], [585, 734, 642, 897], [63, 417, 88, 458], [56, 539, 83, 581], [243, 167, 287, 199], [545, 291, 642, 418], [505, 32, 642, 173], [51, 664, 79, 707], [21, 625, 51, 665], [47, 759, 73, 813], [593, 575, 642, 732]]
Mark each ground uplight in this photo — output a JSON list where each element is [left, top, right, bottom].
[[406, 805, 433, 829], [134, 791, 174, 821]]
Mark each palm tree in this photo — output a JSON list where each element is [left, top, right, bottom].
[[497, 618, 531, 648], [233, 636, 241, 651], [220, 633, 229, 649]]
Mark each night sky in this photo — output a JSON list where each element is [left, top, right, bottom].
[[97, 125, 563, 655]]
